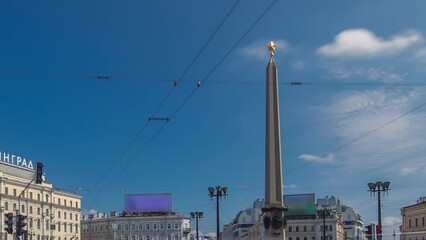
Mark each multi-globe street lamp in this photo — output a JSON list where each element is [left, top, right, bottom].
[[367, 181, 391, 240], [208, 186, 228, 240], [190, 212, 204, 240]]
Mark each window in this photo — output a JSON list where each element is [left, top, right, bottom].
[[70, 212, 73, 220], [13, 189, 17, 196], [329, 225, 333, 231], [46, 209, 49, 216], [30, 206, 33, 214], [64, 200, 67, 206], [37, 208, 41, 215], [125, 224, 129, 231], [21, 205, 25, 213], [303, 226, 307, 232], [30, 218, 33, 228], [146, 224, 150, 231], [160, 224, 164, 230], [132, 224, 136, 231], [118, 224, 122, 231], [75, 213, 78, 220], [64, 212, 67, 220], [13, 203, 17, 211], [4, 202, 8, 210], [139, 224, 143, 231], [423, 217, 425, 226], [5, 187, 8, 195], [167, 223, 171, 230], [70, 201, 73, 207], [296, 226, 300, 232], [58, 211, 61, 218], [30, 192, 33, 199], [409, 219, 412, 228], [38, 193, 41, 201], [76, 225, 79, 233], [64, 223, 67, 232], [76, 202, 78, 208], [70, 224, 73, 233], [289, 226, 293, 232], [289, 237, 292, 240], [304, 237, 308, 240], [416, 218, 418, 227], [45, 194, 49, 203], [58, 198, 61, 205], [58, 223, 61, 232], [153, 224, 157, 230], [46, 220, 50, 230], [174, 223, 179, 230], [37, 219, 41, 229]]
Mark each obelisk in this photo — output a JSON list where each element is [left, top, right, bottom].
[[263, 41, 286, 240]]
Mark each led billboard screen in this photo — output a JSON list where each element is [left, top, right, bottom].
[[124, 193, 172, 213], [284, 193, 316, 217]]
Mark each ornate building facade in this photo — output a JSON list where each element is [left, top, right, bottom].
[[81, 211, 191, 240], [0, 151, 82, 240], [400, 197, 426, 240]]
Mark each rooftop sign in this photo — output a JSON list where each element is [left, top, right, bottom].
[[124, 193, 173, 213], [0, 150, 35, 172]]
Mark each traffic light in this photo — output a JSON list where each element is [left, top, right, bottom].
[[365, 225, 372, 235], [376, 225, 382, 235], [36, 162, 43, 184], [16, 214, 27, 236], [4, 213, 13, 234]]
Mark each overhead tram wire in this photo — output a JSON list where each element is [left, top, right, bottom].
[[284, 100, 426, 177], [169, 0, 279, 121], [96, 0, 278, 187], [85, 1, 243, 209]]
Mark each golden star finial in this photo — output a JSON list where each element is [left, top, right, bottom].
[[267, 41, 276, 57]]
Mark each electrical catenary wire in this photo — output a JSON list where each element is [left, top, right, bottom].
[[85, 1, 243, 208], [94, 0, 278, 186], [284, 100, 426, 177]]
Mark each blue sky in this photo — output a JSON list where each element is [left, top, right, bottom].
[[1, 0, 426, 238]]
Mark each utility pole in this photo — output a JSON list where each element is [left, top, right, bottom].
[[317, 208, 331, 240], [208, 186, 228, 240], [368, 181, 391, 240], [190, 212, 204, 240]]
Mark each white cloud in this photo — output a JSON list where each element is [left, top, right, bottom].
[[400, 166, 417, 176], [284, 184, 297, 189], [317, 29, 422, 58], [324, 65, 405, 82], [383, 216, 402, 227], [299, 153, 334, 163], [316, 88, 426, 175], [241, 39, 289, 60], [415, 48, 426, 59], [292, 60, 306, 70]]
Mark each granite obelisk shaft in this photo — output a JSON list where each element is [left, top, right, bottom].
[[264, 42, 285, 240]]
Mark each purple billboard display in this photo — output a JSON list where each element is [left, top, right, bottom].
[[124, 193, 173, 213]]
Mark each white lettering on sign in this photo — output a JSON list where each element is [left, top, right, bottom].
[[0, 150, 35, 171]]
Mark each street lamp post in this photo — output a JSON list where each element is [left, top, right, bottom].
[[317, 208, 331, 240], [367, 181, 391, 240], [208, 186, 228, 240], [190, 212, 204, 240]]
